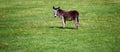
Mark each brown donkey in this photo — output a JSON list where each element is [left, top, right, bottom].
[[53, 6, 79, 29]]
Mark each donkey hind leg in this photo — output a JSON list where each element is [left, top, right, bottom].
[[62, 16, 66, 28], [74, 17, 79, 29]]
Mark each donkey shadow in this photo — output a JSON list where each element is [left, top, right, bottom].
[[49, 26, 75, 29]]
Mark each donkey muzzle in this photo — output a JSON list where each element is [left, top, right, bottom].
[[54, 16, 56, 18]]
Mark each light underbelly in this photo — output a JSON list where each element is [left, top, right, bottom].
[[66, 17, 72, 21]]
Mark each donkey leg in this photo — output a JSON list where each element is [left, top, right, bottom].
[[62, 16, 66, 28], [74, 17, 78, 29]]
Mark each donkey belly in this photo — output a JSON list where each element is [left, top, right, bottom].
[[66, 17, 73, 21]]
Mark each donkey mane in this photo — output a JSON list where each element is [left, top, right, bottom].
[[57, 9, 64, 15]]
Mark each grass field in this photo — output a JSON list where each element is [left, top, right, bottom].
[[0, 0, 120, 52]]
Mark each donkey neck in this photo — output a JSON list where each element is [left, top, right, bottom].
[[58, 9, 64, 14]]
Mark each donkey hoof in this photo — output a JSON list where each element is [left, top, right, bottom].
[[75, 27, 78, 29], [62, 27, 65, 29]]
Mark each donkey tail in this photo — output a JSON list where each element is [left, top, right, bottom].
[[74, 10, 79, 23], [76, 11, 79, 23], [77, 17, 79, 22]]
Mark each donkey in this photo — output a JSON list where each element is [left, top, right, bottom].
[[53, 6, 79, 29]]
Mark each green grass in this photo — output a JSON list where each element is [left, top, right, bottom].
[[0, 0, 120, 52]]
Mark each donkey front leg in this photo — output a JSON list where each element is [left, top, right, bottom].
[[61, 16, 66, 28]]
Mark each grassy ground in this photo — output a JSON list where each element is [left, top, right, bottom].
[[0, 0, 120, 52]]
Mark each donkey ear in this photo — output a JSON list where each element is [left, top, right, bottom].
[[58, 6, 60, 9], [53, 6, 55, 9]]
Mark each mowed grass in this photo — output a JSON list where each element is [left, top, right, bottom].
[[0, 0, 120, 52]]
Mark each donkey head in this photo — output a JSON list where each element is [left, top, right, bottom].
[[53, 6, 60, 18]]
